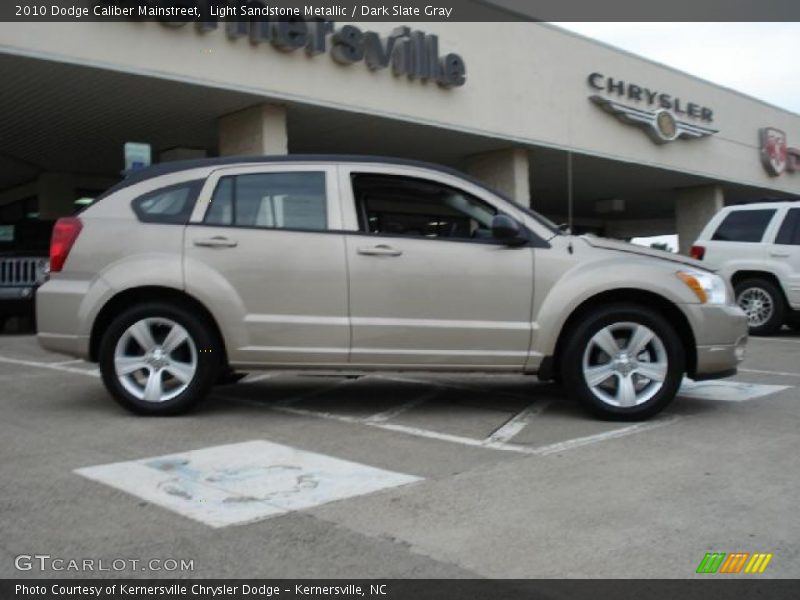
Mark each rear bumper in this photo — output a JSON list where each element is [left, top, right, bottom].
[[36, 277, 104, 360], [37, 332, 90, 359]]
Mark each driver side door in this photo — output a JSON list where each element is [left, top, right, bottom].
[[340, 166, 536, 369]]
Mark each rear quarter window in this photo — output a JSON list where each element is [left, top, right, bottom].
[[131, 180, 202, 224], [711, 209, 776, 243]]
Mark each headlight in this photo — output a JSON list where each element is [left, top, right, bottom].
[[676, 269, 728, 305]]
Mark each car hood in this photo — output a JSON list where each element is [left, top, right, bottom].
[[579, 234, 712, 271]]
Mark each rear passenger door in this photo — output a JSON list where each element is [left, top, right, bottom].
[[771, 207, 800, 308], [184, 165, 349, 366]]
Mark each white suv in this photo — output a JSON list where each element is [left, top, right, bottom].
[[691, 201, 800, 335]]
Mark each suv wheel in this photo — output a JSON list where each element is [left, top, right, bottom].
[[561, 304, 684, 421], [735, 278, 786, 336], [98, 303, 221, 415]]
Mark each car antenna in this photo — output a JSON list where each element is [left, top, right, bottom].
[[567, 151, 574, 254]]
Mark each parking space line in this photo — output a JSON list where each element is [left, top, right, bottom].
[[364, 392, 438, 423], [2, 354, 681, 458], [485, 400, 552, 443], [749, 336, 800, 345], [522, 416, 679, 456], [242, 373, 275, 384], [740, 368, 800, 378], [0, 355, 100, 378], [372, 373, 533, 401], [273, 377, 361, 407], [222, 394, 678, 457]]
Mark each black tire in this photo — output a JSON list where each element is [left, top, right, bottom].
[[98, 302, 221, 415], [560, 303, 685, 421], [734, 278, 786, 336]]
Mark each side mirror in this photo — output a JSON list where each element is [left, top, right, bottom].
[[491, 214, 527, 245]]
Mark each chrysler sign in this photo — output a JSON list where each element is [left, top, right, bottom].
[[588, 72, 718, 144]]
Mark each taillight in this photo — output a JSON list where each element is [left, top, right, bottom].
[[50, 217, 83, 273], [690, 245, 705, 260]]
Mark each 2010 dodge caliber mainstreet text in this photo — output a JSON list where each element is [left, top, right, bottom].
[[36, 156, 748, 420]]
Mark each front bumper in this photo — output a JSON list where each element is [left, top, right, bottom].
[[682, 303, 748, 379]]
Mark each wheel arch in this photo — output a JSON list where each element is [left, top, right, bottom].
[[89, 286, 228, 365], [548, 289, 697, 380], [731, 270, 789, 305]]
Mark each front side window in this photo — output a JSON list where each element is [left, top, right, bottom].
[[132, 181, 201, 224], [351, 174, 497, 240], [712, 209, 776, 243], [775, 208, 800, 245], [204, 172, 327, 231]]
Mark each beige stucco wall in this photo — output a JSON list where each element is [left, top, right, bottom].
[[0, 20, 798, 196]]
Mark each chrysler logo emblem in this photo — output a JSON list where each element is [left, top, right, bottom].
[[590, 95, 718, 144]]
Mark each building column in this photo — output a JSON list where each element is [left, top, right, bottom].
[[218, 103, 288, 156], [674, 184, 724, 255], [465, 148, 530, 207], [37, 173, 75, 219]]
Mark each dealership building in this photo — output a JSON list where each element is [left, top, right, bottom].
[[1, 7, 799, 253]]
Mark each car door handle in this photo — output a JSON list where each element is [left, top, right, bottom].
[[193, 236, 238, 248], [357, 244, 403, 257], [770, 252, 790, 258]]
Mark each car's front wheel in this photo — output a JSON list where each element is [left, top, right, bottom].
[[561, 304, 685, 421], [735, 278, 786, 336], [98, 302, 221, 415]]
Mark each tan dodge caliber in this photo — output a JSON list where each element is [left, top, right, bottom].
[[37, 156, 748, 420]]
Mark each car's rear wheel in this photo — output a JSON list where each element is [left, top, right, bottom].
[[735, 278, 786, 336], [98, 302, 221, 415], [561, 304, 684, 421]]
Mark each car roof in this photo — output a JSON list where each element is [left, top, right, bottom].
[[98, 154, 561, 235], [722, 199, 800, 211], [105, 154, 486, 196]]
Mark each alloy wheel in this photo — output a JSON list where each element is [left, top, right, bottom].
[[737, 287, 774, 327], [581, 322, 669, 408], [113, 317, 198, 403]]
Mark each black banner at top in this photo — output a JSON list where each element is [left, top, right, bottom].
[[1, 0, 800, 22]]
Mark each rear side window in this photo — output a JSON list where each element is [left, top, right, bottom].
[[711, 209, 775, 243], [204, 172, 327, 231], [775, 208, 800, 245], [132, 181, 201, 224]]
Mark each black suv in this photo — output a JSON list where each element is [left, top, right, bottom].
[[0, 219, 52, 330]]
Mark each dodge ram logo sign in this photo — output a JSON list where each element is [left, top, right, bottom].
[[760, 127, 800, 176], [760, 127, 788, 176]]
